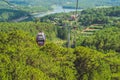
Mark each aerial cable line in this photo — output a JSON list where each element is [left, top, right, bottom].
[[76, 0, 79, 16], [72, 0, 79, 48], [58, 0, 79, 48], [101, 0, 104, 6], [57, 0, 71, 48]]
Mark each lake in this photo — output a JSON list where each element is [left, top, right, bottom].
[[33, 6, 82, 17]]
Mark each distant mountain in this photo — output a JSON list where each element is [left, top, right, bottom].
[[62, 0, 120, 9], [0, 0, 120, 12], [5, 0, 120, 8]]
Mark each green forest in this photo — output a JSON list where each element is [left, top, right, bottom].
[[0, 0, 120, 22], [0, 5, 120, 80]]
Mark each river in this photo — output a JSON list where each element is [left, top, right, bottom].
[[33, 6, 82, 17]]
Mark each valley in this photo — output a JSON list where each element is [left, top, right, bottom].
[[0, 0, 120, 80]]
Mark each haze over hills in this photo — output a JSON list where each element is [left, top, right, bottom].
[[2, 0, 120, 10], [0, 0, 120, 22]]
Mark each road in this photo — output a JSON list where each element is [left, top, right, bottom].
[[11, 16, 28, 22]]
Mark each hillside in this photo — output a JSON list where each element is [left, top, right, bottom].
[[0, 0, 120, 22], [0, 4, 120, 80], [1, 0, 120, 11], [0, 21, 120, 80], [40, 6, 120, 52], [7, 0, 120, 7], [0, 9, 31, 22]]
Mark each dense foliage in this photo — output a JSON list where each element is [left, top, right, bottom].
[[0, 28, 120, 80], [0, 6, 120, 80], [81, 27, 120, 53], [0, 30, 76, 80], [0, 22, 57, 40], [79, 6, 120, 26]]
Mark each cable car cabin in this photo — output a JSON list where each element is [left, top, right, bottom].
[[70, 15, 76, 21], [36, 32, 45, 46]]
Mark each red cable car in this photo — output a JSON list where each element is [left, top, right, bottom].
[[36, 32, 45, 46], [71, 15, 76, 20]]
